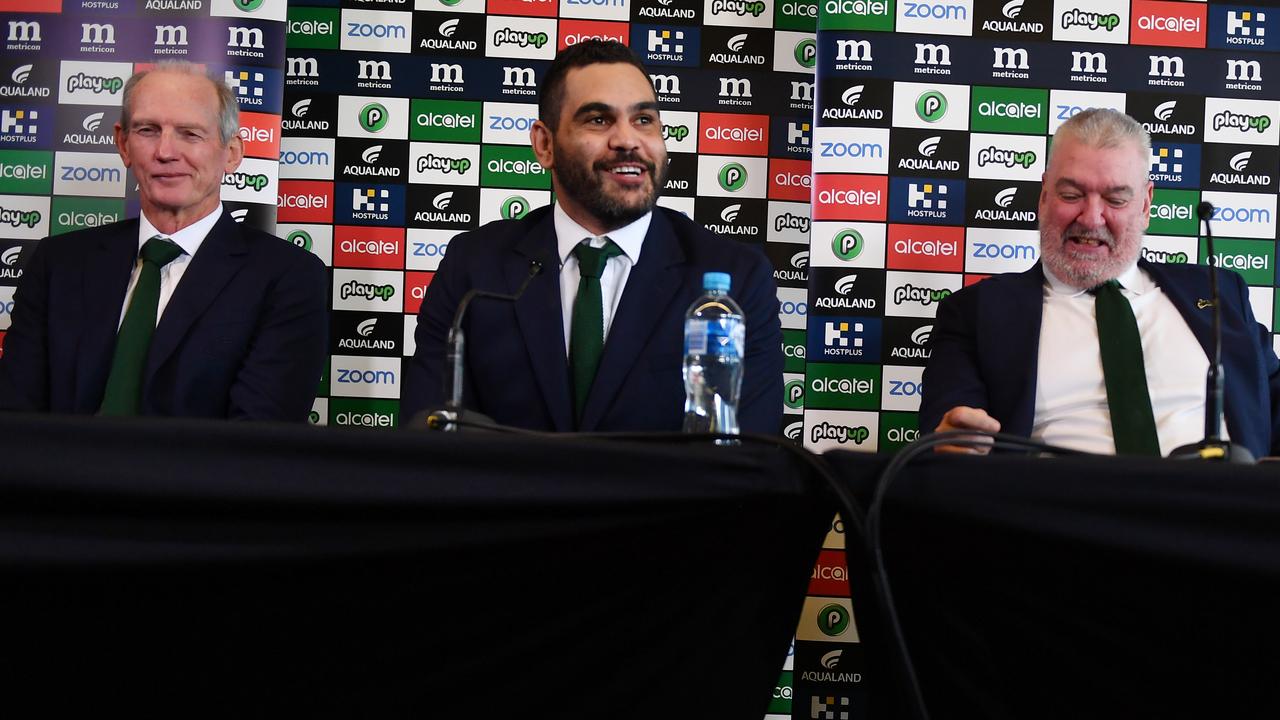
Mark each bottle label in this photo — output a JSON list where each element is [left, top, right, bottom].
[[685, 318, 743, 357], [685, 319, 708, 355]]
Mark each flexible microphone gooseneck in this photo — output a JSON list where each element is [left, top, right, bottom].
[[424, 259, 543, 432], [1167, 202, 1255, 463]]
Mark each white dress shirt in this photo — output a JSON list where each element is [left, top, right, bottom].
[[1033, 262, 1220, 455], [554, 203, 652, 356], [117, 205, 222, 329]]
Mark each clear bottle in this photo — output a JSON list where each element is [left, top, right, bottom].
[[682, 272, 746, 439]]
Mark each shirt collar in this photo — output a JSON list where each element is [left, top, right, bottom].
[[1042, 259, 1148, 297], [138, 204, 223, 259], [553, 202, 651, 267]]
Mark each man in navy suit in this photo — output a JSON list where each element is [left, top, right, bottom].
[[921, 108, 1280, 457], [402, 41, 782, 432], [0, 63, 327, 420]]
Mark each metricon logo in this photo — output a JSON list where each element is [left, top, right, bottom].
[[832, 229, 863, 260], [718, 162, 748, 191], [915, 91, 947, 122], [360, 103, 388, 132]]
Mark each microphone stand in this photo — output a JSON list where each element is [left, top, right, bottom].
[[1168, 202, 1255, 463], [422, 260, 543, 432]]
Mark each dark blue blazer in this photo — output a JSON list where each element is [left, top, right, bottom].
[[402, 206, 784, 433], [920, 260, 1280, 458], [0, 213, 328, 421]]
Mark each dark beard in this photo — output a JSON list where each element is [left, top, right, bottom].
[[554, 148, 667, 232]]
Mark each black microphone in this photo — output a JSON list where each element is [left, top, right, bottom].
[[421, 258, 544, 432], [1168, 202, 1255, 463]]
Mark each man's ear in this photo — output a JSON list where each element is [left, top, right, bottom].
[[530, 120, 554, 170], [223, 134, 244, 173], [114, 122, 131, 168]]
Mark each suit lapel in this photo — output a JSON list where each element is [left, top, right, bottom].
[[992, 264, 1046, 436], [511, 212, 574, 432], [75, 221, 139, 409], [146, 213, 249, 377], [580, 211, 686, 431]]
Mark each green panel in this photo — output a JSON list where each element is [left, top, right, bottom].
[[805, 362, 880, 410], [480, 145, 550, 190], [50, 196, 124, 236], [1148, 188, 1199, 236], [879, 411, 920, 454], [286, 8, 339, 50], [0, 150, 52, 195], [1199, 237, 1276, 286], [782, 329, 807, 373], [768, 671, 794, 715], [330, 398, 398, 429], [410, 99, 482, 143], [775, 0, 817, 31], [969, 86, 1048, 135], [818, 0, 894, 31]]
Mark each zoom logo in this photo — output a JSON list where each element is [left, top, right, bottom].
[[336, 368, 396, 384], [331, 355, 401, 399]]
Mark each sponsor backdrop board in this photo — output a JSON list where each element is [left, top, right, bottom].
[[808, 0, 1280, 711]]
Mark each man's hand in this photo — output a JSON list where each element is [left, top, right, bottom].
[[934, 406, 1001, 454]]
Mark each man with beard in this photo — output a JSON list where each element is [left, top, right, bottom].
[[402, 41, 782, 432], [920, 108, 1280, 457]]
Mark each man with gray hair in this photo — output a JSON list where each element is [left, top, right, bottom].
[[0, 62, 327, 420], [921, 108, 1280, 457]]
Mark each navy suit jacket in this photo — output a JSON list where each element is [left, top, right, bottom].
[[0, 213, 328, 421], [920, 260, 1280, 458], [402, 206, 783, 433]]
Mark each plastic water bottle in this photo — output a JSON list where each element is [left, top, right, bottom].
[[683, 272, 745, 439]]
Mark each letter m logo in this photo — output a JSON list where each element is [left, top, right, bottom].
[[914, 43, 950, 66], [228, 26, 265, 48], [81, 23, 115, 44], [358, 60, 392, 80], [287, 57, 319, 77], [154, 25, 188, 46], [1227, 59, 1262, 81], [718, 77, 752, 97], [431, 63, 464, 84], [650, 73, 681, 95], [835, 39, 872, 62], [1071, 51, 1107, 74], [8, 21, 40, 42], [1148, 55, 1184, 78], [992, 47, 1029, 70], [502, 66, 535, 87]]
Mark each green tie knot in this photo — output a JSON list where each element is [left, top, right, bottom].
[[142, 236, 184, 267], [573, 238, 622, 279]]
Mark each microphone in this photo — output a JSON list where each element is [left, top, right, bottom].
[[421, 258, 544, 432], [1168, 202, 1255, 463]]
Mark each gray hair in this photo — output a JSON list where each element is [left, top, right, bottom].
[[119, 61, 239, 146], [1049, 108, 1151, 169]]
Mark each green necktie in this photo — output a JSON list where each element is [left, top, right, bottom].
[[570, 238, 623, 423], [1091, 280, 1161, 456], [99, 236, 185, 416]]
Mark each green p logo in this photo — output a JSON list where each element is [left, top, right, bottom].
[[915, 91, 947, 123], [718, 162, 747, 192], [287, 230, 313, 251], [832, 229, 863, 261], [360, 102, 388, 133], [795, 39, 816, 68], [501, 195, 529, 220], [236, 0, 264, 10]]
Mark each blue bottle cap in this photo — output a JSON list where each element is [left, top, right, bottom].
[[703, 272, 731, 292]]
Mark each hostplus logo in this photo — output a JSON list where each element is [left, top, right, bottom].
[[1148, 143, 1197, 186], [1, 109, 40, 142], [352, 187, 391, 218], [908, 182, 947, 217], [225, 70, 266, 107], [1226, 10, 1265, 46], [647, 29, 687, 62], [824, 320, 863, 354]]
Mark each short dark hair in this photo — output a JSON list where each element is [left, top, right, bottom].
[[538, 40, 652, 131]]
